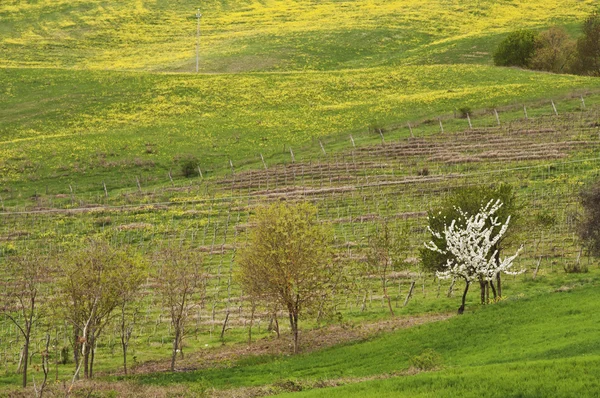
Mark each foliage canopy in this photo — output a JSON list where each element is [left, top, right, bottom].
[[237, 201, 338, 353]]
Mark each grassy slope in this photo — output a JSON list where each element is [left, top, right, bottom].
[[1, 0, 600, 199], [0, 0, 596, 72], [129, 281, 600, 396], [2, 66, 599, 196]]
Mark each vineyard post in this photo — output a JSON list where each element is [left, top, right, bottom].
[[407, 122, 414, 138], [467, 113, 472, 129], [494, 109, 500, 126], [581, 95, 586, 110], [403, 281, 415, 307], [319, 140, 326, 155], [349, 135, 356, 147], [260, 153, 267, 170], [523, 105, 528, 120], [439, 119, 444, 134], [551, 100, 558, 116]]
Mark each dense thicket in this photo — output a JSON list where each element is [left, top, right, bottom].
[[495, 11, 600, 76]]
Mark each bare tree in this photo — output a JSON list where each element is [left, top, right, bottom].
[[0, 251, 51, 388], [154, 247, 204, 371], [33, 334, 50, 398], [119, 304, 139, 376], [237, 202, 338, 354], [366, 220, 409, 316]]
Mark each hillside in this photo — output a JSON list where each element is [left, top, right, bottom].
[[1, 0, 596, 72], [1, 0, 600, 396], [2, 0, 600, 199]]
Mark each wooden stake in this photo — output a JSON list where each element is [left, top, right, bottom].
[[259, 153, 267, 170], [439, 119, 444, 134], [378, 129, 385, 143], [551, 100, 558, 116], [403, 281, 416, 307], [533, 256, 542, 280], [467, 113, 472, 129], [197, 166, 203, 178], [289, 147, 295, 163], [102, 181, 108, 197], [523, 105, 528, 120], [581, 95, 586, 110], [407, 122, 414, 138], [349, 135, 356, 147], [447, 279, 455, 298], [494, 109, 500, 126], [319, 140, 326, 155]]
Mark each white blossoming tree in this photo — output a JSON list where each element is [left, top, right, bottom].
[[424, 199, 523, 314]]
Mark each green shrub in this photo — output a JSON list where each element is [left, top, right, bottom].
[[493, 30, 537, 68], [180, 157, 199, 178], [530, 26, 576, 74], [409, 349, 442, 371], [564, 261, 588, 274], [457, 106, 471, 119]]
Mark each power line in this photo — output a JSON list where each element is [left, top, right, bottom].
[[196, 9, 202, 73]]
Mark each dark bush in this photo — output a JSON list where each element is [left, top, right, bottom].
[[578, 179, 600, 256], [574, 11, 600, 76], [493, 29, 537, 68], [180, 157, 199, 178], [417, 167, 430, 176], [457, 107, 471, 119]]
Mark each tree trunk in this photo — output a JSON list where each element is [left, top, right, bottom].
[[83, 345, 89, 379], [496, 273, 502, 297], [479, 279, 486, 304], [122, 341, 128, 376], [383, 280, 394, 316], [273, 314, 280, 338], [495, 250, 502, 297], [248, 304, 256, 345], [120, 305, 128, 375], [489, 278, 498, 300], [73, 327, 80, 379], [288, 310, 299, 354], [458, 281, 470, 315], [170, 328, 180, 371], [22, 333, 29, 388], [89, 336, 95, 379]]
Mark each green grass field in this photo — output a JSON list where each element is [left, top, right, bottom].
[[2, 0, 600, 200], [127, 282, 600, 396]]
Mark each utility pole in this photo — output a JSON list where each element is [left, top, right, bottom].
[[196, 9, 202, 73]]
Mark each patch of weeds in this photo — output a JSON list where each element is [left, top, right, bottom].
[[409, 349, 443, 371]]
